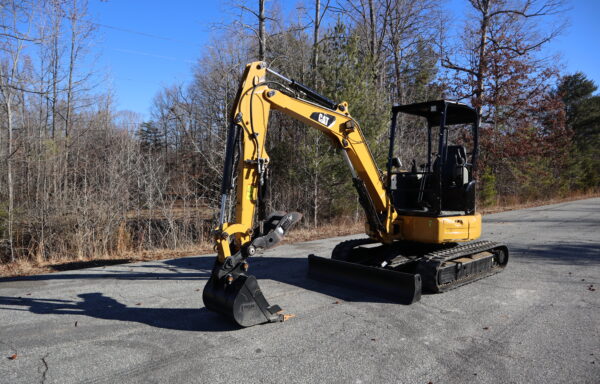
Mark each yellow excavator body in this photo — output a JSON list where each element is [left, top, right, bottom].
[[202, 62, 508, 327]]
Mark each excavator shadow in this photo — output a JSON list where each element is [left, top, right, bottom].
[[0, 292, 239, 332], [0, 256, 231, 332], [0, 254, 401, 332]]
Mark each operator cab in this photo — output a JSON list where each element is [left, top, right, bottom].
[[387, 100, 479, 216]]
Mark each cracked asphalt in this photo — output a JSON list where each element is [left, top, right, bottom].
[[0, 198, 598, 383]]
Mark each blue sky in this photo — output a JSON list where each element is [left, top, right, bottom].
[[88, 0, 600, 119]]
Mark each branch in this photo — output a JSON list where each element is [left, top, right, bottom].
[[0, 80, 48, 96], [318, 0, 332, 24], [488, 0, 565, 19], [487, 32, 557, 56], [441, 57, 478, 77], [236, 5, 260, 18], [0, 31, 41, 43]]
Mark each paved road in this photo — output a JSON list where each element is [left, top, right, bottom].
[[1, 198, 598, 383]]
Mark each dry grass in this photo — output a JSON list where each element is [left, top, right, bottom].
[[480, 189, 600, 214], [0, 218, 364, 278], [0, 244, 213, 278], [285, 217, 364, 243], [2, 192, 597, 279]]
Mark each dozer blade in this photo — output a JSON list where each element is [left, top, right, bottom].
[[203, 273, 283, 327], [307, 255, 422, 304]]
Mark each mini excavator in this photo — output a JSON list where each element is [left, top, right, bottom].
[[202, 62, 509, 327]]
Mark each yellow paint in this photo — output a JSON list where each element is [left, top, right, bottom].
[[247, 185, 255, 201], [399, 214, 482, 243]]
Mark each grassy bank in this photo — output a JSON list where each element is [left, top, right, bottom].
[[2, 192, 597, 278]]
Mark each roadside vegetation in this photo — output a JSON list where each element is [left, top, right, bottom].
[[0, 0, 598, 276]]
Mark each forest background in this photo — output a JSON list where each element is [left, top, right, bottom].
[[0, 0, 598, 271]]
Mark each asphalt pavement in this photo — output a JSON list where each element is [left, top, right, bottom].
[[0, 198, 598, 383]]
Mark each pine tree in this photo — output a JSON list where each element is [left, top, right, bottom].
[[138, 122, 164, 152], [558, 73, 600, 188]]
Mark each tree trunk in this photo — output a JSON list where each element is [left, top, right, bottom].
[[475, 0, 490, 118], [258, 0, 266, 61], [7, 101, 15, 262], [368, 0, 376, 57], [392, 37, 402, 100], [51, 21, 60, 139], [312, 0, 320, 85], [65, 0, 77, 139]]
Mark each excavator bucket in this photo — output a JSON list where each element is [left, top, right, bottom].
[[202, 212, 302, 327], [203, 272, 283, 327], [307, 255, 422, 304]]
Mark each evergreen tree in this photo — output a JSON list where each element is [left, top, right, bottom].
[[558, 73, 600, 188], [138, 121, 164, 152]]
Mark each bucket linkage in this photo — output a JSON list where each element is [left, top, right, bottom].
[[202, 212, 302, 327]]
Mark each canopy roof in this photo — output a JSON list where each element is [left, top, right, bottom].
[[392, 100, 478, 126]]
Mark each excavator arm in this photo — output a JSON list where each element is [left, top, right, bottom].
[[203, 62, 399, 326]]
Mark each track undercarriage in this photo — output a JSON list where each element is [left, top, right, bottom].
[[307, 238, 509, 302]]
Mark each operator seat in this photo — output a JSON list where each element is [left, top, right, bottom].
[[439, 145, 475, 213], [444, 146, 469, 187]]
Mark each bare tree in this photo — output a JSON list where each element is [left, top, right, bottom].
[[64, 0, 95, 139], [441, 0, 566, 117], [0, 0, 40, 261], [384, 0, 438, 101], [335, 0, 393, 81], [258, 0, 266, 60], [224, 0, 279, 61], [311, 0, 331, 76]]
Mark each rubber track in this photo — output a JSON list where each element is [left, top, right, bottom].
[[330, 238, 509, 295], [331, 238, 376, 262], [418, 240, 508, 293]]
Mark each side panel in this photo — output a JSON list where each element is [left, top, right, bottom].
[[399, 214, 481, 243]]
